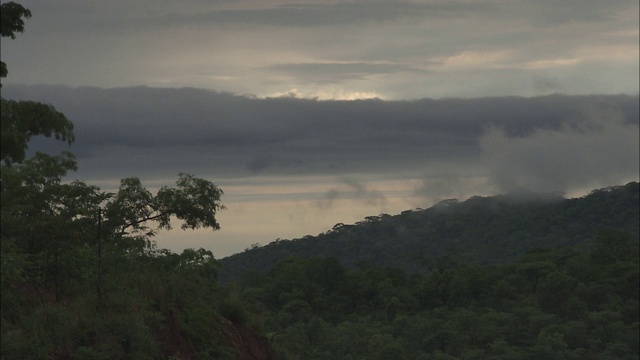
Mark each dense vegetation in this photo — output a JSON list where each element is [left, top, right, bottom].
[[0, 86, 263, 359], [229, 228, 639, 359], [218, 182, 639, 359], [220, 182, 639, 280], [1, 4, 273, 358], [219, 182, 639, 358]]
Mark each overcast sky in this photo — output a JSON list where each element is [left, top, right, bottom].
[[3, 0, 638, 99], [1, 0, 638, 257]]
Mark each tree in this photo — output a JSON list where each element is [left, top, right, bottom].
[[0, 0, 225, 278], [0, 2, 31, 38], [1, 1, 32, 80], [0, 4, 248, 358], [1, 0, 225, 316], [1, 99, 75, 165], [103, 174, 225, 243], [1, 2, 74, 166]]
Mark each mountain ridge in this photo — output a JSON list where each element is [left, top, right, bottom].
[[220, 182, 639, 280]]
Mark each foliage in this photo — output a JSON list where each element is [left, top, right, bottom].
[[0, 148, 230, 358], [104, 174, 225, 238], [231, 234, 639, 358], [1, 3, 75, 166], [0, 6, 248, 357], [0, 146, 236, 358], [1, 99, 75, 164], [0, 2, 31, 39], [1, 1, 32, 80], [219, 183, 640, 358]]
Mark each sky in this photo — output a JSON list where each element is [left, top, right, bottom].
[[1, 0, 639, 258]]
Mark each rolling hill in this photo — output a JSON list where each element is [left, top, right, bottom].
[[220, 182, 639, 280]]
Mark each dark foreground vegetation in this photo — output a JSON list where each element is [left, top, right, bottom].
[[2, 4, 273, 358], [0, 85, 273, 357]]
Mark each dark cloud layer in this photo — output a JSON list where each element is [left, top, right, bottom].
[[13, 1, 631, 32], [3, 85, 638, 195], [161, 2, 495, 28], [91, 1, 631, 30]]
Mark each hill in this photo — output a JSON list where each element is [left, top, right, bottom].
[[220, 182, 639, 280]]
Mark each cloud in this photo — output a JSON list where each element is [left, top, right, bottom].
[[531, 75, 562, 95], [412, 164, 490, 205], [4, 85, 638, 196], [6, 84, 637, 257], [246, 153, 274, 174], [159, 1, 495, 28], [2, 1, 636, 99], [318, 177, 388, 210], [18, 1, 632, 33], [265, 62, 428, 84], [516, 0, 634, 26], [480, 103, 640, 193]]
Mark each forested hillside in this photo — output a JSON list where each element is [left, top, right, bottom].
[[230, 229, 639, 359], [217, 181, 638, 359], [220, 182, 639, 280]]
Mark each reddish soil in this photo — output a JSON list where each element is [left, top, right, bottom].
[[219, 318, 278, 360]]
